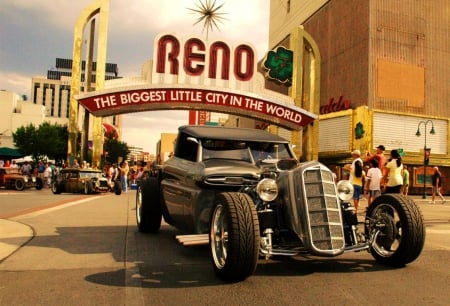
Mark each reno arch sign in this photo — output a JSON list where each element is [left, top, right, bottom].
[[77, 33, 317, 130]]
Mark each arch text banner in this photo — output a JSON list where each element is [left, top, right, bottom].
[[77, 85, 317, 130]]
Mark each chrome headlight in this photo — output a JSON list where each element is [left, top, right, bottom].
[[256, 178, 278, 202], [24, 177, 29, 183], [336, 180, 354, 201], [31, 177, 36, 182]]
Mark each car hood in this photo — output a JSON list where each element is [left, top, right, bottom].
[[201, 159, 260, 178]]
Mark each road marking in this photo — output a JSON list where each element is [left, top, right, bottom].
[[10, 195, 114, 220]]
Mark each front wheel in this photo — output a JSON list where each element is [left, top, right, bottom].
[[210, 192, 260, 282], [14, 179, 25, 191], [366, 194, 425, 266], [136, 178, 162, 233], [52, 181, 61, 194], [113, 180, 122, 195], [84, 181, 93, 194]]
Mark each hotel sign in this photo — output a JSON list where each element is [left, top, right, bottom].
[[77, 33, 317, 130]]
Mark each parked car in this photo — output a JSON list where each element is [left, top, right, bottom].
[[136, 125, 425, 282], [52, 168, 122, 195], [0, 167, 43, 191]]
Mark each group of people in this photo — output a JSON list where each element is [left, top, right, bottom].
[[0, 159, 59, 188], [345, 144, 446, 211], [0, 159, 19, 168]]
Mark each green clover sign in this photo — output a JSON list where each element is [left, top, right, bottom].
[[263, 46, 293, 84]]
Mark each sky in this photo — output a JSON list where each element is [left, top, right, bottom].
[[0, 0, 271, 154]]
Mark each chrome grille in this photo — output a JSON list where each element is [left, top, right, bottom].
[[99, 180, 109, 188], [300, 166, 345, 252]]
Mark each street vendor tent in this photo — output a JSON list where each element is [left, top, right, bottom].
[[0, 147, 24, 159], [12, 155, 34, 163]]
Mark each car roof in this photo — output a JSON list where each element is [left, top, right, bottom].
[[179, 125, 290, 143]]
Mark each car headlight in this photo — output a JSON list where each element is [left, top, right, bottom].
[[256, 178, 278, 202], [24, 177, 29, 183], [336, 180, 354, 201]]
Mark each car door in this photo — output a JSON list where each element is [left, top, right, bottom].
[[161, 135, 200, 230]]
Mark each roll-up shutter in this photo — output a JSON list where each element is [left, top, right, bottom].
[[319, 116, 351, 152], [373, 112, 447, 154]]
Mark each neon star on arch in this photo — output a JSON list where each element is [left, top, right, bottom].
[[188, 0, 228, 39]]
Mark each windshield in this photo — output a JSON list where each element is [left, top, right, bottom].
[[201, 139, 293, 163], [79, 172, 102, 178]]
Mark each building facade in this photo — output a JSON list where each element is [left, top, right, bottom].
[[31, 58, 122, 130], [267, 0, 449, 194]]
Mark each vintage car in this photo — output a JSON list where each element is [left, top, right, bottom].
[[136, 125, 425, 282], [52, 168, 122, 195], [0, 167, 43, 191]]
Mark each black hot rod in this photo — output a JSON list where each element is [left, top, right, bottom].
[[136, 125, 425, 282]]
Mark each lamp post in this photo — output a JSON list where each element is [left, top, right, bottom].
[[416, 120, 436, 199]]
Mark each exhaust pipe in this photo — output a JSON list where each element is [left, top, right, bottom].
[[176, 234, 209, 246]]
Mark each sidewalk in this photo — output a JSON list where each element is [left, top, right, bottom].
[[0, 219, 34, 261]]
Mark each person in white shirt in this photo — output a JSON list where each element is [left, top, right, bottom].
[[10, 160, 19, 168], [43, 163, 52, 187], [364, 159, 382, 207], [383, 149, 403, 193]]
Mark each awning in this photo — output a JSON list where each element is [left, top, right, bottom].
[[102, 123, 119, 139], [0, 147, 24, 159]]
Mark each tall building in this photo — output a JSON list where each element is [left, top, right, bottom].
[[266, 0, 449, 193], [31, 58, 121, 127]]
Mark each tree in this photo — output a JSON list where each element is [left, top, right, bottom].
[[13, 122, 70, 163], [37, 122, 68, 163], [103, 136, 130, 165], [12, 124, 39, 160]]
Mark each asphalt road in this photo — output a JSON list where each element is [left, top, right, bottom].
[[0, 188, 449, 305]]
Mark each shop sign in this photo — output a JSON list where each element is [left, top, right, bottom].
[[320, 96, 351, 114]]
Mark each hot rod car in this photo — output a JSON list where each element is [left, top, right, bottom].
[[136, 125, 425, 282], [52, 168, 122, 195], [0, 167, 43, 191]]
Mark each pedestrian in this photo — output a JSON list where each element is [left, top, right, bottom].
[[383, 149, 403, 193], [43, 163, 52, 187], [119, 160, 129, 193], [344, 149, 364, 211], [365, 145, 387, 172], [431, 166, 445, 204], [73, 159, 80, 169], [402, 165, 410, 197], [10, 160, 18, 168], [37, 160, 45, 181], [20, 161, 32, 175], [364, 159, 382, 207]]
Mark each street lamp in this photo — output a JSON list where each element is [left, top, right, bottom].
[[416, 120, 436, 199]]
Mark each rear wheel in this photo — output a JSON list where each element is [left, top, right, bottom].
[[35, 178, 43, 190], [14, 179, 25, 191], [210, 192, 260, 282], [136, 177, 162, 233], [366, 194, 425, 266]]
